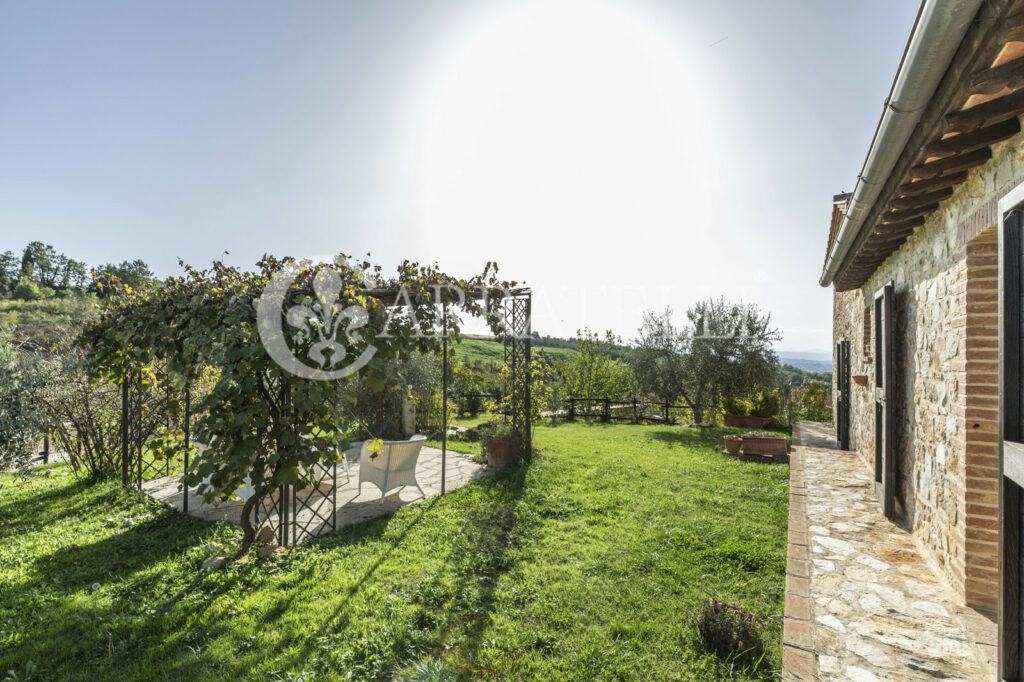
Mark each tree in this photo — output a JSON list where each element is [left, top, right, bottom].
[[9, 243, 90, 293], [20, 241, 56, 285], [0, 251, 19, 294], [632, 309, 688, 403], [791, 381, 831, 423], [632, 299, 781, 423], [92, 259, 157, 295], [55, 256, 88, 290], [561, 328, 632, 400], [0, 331, 53, 470]]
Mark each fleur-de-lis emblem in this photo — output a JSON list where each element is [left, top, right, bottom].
[[284, 268, 369, 369], [257, 260, 377, 381]]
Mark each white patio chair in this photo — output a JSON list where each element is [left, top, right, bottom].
[[358, 435, 427, 503]]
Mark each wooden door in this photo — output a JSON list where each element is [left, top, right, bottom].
[[1001, 205, 1024, 679], [874, 282, 896, 519], [836, 339, 851, 450]]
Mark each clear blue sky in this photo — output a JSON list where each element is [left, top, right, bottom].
[[0, 0, 920, 352]]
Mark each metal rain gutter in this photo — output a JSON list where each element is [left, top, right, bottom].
[[819, 0, 984, 288]]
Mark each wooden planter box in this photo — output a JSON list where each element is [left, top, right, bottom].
[[723, 414, 773, 428], [741, 436, 789, 457]]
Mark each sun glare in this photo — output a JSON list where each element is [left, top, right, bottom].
[[394, 0, 720, 269]]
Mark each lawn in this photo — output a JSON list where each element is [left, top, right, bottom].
[[0, 422, 788, 681]]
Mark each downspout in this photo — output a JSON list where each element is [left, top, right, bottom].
[[819, 0, 984, 288]]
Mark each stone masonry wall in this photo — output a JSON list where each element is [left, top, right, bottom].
[[831, 121, 1024, 610]]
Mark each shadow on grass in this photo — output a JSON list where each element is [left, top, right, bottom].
[[260, 496, 442, 638], [32, 509, 208, 586], [429, 458, 531, 674], [2, 457, 537, 680], [0, 474, 103, 534]]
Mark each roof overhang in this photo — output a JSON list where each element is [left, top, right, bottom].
[[821, 0, 1024, 291]]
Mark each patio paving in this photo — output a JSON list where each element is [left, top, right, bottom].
[[783, 421, 997, 681], [142, 446, 491, 540]]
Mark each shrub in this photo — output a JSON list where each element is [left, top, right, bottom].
[[0, 331, 53, 470], [748, 389, 780, 419], [42, 350, 126, 479], [415, 393, 457, 432], [695, 599, 768, 669], [462, 393, 483, 416], [721, 395, 748, 415], [12, 279, 43, 301], [791, 381, 831, 423]]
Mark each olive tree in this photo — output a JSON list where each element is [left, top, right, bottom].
[[632, 300, 781, 423], [0, 331, 52, 470]]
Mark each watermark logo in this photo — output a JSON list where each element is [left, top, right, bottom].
[[257, 257, 377, 380]]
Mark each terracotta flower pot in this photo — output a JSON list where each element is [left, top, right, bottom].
[[740, 436, 788, 457], [483, 435, 520, 467], [724, 438, 742, 454], [723, 414, 774, 429]]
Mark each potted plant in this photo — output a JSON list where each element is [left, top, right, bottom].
[[740, 430, 789, 457], [480, 419, 521, 468], [723, 434, 743, 454], [721, 394, 776, 429]]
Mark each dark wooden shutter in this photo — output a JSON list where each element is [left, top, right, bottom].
[[874, 282, 896, 519], [1001, 206, 1024, 680], [836, 339, 850, 450]]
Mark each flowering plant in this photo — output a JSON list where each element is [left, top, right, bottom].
[[723, 434, 743, 441], [695, 598, 767, 667], [743, 430, 782, 438]]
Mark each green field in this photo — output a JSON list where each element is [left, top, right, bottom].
[[0, 422, 788, 680], [454, 336, 576, 368]]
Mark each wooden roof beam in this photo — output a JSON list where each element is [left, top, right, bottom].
[[880, 202, 941, 223], [942, 89, 1024, 133], [969, 55, 1024, 95], [910, 147, 992, 179], [897, 171, 969, 197], [870, 230, 916, 246], [921, 117, 1020, 159], [870, 216, 926, 234], [996, 10, 1024, 45], [889, 187, 954, 210]]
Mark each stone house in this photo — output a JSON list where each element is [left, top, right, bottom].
[[818, 0, 1024, 677]]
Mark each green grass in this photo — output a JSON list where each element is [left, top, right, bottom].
[[0, 423, 788, 681]]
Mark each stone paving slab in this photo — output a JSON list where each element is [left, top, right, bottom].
[[142, 446, 491, 540], [783, 421, 994, 682]]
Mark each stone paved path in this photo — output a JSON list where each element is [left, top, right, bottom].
[[143, 446, 491, 541], [783, 422, 995, 681]]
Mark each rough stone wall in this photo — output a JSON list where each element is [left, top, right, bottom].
[[832, 289, 870, 458], [829, 121, 1024, 609]]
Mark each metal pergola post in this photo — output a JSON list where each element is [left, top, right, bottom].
[[441, 300, 448, 495], [504, 291, 532, 455], [183, 383, 190, 514]]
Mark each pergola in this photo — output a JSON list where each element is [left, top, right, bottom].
[[113, 281, 532, 546]]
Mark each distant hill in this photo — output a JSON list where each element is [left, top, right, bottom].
[[454, 335, 577, 367], [777, 352, 832, 374], [456, 336, 835, 376]]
